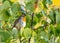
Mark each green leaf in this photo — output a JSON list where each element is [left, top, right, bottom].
[[1, 10, 11, 21], [55, 24, 60, 36], [46, 0, 52, 5], [56, 11, 60, 24], [23, 28, 31, 39], [26, 1, 35, 12], [2, 1, 11, 9], [12, 28, 18, 39], [42, 0, 47, 9], [0, 29, 12, 42], [11, 2, 20, 13], [49, 24, 55, 35]]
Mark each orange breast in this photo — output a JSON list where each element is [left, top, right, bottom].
[[22, 17, 26, 22]]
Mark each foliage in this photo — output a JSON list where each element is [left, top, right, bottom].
[[0, 0, 60, 43]]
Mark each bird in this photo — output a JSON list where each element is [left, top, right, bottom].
[[12, 13, 26, 30]]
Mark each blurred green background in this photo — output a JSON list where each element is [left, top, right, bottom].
[[0, 0, 60, 43]]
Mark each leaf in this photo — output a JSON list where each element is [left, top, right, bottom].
[[52, 0, 60, 7], [26, 1, 35, 12], [0, 29, 12, 42], [55, 24, 60, 36], [49, 24, 55, 35], [46, 0, 52, 5], [12, 28, 18, 39], [56, 11, 60, 24], [1, 10, 11, 21], [41, 10, 46, 16], [2, 1, 11, 9], [10, 0, 18, 3], [42, 0, 48, 9], [11, 2, 20, 13], [23, 28, 31, 39]]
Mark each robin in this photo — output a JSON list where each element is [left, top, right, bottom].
[[12, 13, 26, 30]]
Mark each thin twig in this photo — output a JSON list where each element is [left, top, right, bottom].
[[28, 13, 34, 43]]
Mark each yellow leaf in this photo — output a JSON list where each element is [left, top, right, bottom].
[[52, 0, 60, 7], [10, 0, 18, 3]]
